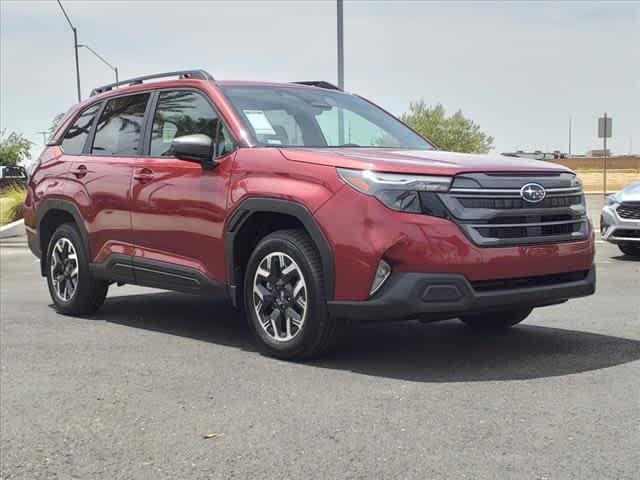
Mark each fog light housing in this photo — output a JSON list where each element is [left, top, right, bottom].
[[370, 259, 391, 296]]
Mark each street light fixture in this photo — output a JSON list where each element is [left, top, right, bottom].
[[56, 0, 81, 102], [78, 44, 119, 84]]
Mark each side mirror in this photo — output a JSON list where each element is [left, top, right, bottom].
[[171, 134, 217, 168]]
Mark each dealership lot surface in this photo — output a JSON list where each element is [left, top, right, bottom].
[[1, 197, 639, 479]]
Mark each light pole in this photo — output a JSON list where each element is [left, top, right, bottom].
[[78, 44, 119, 84], [337, 0, 344, 90], [56, 0, 81, 102], [568, 116, 572, 158], [37, 131, 49, 145], [337, 0, 345, 144]]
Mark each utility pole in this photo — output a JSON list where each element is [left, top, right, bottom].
[[37, 131, 49, 145], [336, 0, 345, 145], [598, 113, 612, 197], [79, 44, 119, 84], [568, 116, 572, 157], [57, 0, 81, 102], [337, 0, 344, 90], [603, 112, 608, 196]]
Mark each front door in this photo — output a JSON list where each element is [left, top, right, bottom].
[[130, 89, 236, 287]]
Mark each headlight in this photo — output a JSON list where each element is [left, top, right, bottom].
[[570, 175, 583, 188], [337, 168, 452, 213], [605, 195, 619, 207]]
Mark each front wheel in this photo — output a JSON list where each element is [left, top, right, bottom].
[[459, 308, 532, 331], [618, 243, 640, 257], [243, 229, 343, 360], [46, 223, 108, 315]]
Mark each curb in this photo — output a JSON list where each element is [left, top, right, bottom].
[[0, 219, 25, 239]]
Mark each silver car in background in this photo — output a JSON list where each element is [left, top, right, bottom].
[[601, 181, 640, 257]]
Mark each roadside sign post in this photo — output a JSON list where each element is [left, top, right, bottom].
[[598, 113, 612, 197]]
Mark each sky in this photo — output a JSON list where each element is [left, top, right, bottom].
[[1, 0, 638, 160]]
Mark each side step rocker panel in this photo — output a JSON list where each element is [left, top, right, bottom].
[[90, 254, 227, 299]]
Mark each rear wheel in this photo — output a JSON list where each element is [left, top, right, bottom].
[[243, 229, 343, 359], [618, 243, 640, 257], [46, 223, 108, 315], [459, 308, 532, 331]]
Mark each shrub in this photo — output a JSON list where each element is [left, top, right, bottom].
[[0, 185, 27, 226]]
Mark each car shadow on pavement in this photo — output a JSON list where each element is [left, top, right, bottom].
[[94, 291, 640, 383], [95, 291, 257, 352], [612, 254, 640, 262], [313, 321, 640, 382]]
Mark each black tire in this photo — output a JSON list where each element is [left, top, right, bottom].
[[618, 243, 640, 257], [243, 229, 343, 360], [459, 308, 532, 331], [46, 223, 108, 315]]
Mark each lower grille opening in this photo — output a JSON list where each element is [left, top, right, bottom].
[[471, 270, 590, 292], [612, 229, 640, 238]]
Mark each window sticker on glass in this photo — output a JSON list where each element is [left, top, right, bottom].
[[163, 122, 178, 143], [243, 110, 276, 135]]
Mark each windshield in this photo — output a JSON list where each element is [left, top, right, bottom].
[[220, 85, 435, 150]]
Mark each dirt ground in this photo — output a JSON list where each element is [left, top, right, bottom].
[[576, 170, 640, 192]]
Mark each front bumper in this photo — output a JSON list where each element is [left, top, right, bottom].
[[601, 205, 640, 243], [327, 266, 596, 322], [315, 184, 595, 301]]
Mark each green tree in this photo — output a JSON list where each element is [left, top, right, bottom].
[[0, 130, 33, 166], [401, 101, 494, 154]]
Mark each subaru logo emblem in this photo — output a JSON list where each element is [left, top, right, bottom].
[[520, 183, 546, 203]]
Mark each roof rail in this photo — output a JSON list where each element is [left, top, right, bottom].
[[90, 69, 214, 96], [292, 81, 342, 91]]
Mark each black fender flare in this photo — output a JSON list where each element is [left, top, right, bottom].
[[224, 197, 335, 303], [36, 199, 91, 276]]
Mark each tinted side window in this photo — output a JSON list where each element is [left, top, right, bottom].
[[150, 90, 219, 157], [92, 93, 150, 155], [60, 103, 101, 154]]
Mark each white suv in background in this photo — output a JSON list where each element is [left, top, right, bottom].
[[601, 182, 640, 257]]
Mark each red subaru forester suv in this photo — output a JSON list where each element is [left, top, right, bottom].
[[25, 70, 595, 359]]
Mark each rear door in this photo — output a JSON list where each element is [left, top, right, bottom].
[[67, 92, 151, 276], [129, 89, 236, 287]]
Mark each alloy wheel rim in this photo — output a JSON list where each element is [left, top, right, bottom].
[[252, 252, 308, 342], [50, 237, 79, 302]]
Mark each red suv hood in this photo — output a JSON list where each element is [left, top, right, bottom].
[[279, 148, 572, 175]]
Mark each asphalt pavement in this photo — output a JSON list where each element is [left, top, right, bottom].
[[1, 195, 638, 479]]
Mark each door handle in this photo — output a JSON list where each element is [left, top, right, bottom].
[[71, 165, 88, 178], [133, 168, 154, 183]]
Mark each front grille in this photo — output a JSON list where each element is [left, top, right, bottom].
[[437, 172, 588, 247], [458, 195, 582, 210], [617, 203, 640, 220], [474, 217, 583, 240], [612, 229, 640, 238], [471, 270, 589, 292]]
